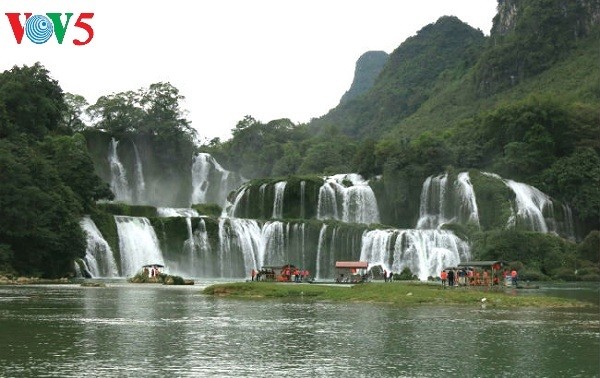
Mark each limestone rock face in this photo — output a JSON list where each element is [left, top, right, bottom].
[[339, 51, 388, 105]]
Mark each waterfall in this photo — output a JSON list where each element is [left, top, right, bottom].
[[300, 181, 306, 219], [191, 153, 212, 204], [218, 218, 263, 277], [317, 174, 380, 224], [482, 172, 574, 236], [108, 138, 132, 202], [80, 217, 119, 278], [262, 221, 286, 266], [416, 173, 449, 229], [504, 179, 551, 233], [259, 184, 267, 219], [132, 142, 146, 204], [315, 224, 328, 279], [360, 228, 470, 281], [416, 172, 480, 229], [157, 207, 200, 218], [191, 152, 244, 206], [272, 181, 287, 219], [317, 183, 339, 221], [115, 216, 165, 277]]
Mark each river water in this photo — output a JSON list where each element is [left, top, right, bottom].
[[0, 281, 598, 377]]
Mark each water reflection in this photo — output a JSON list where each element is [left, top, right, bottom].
[[0, 283, 597, 377]]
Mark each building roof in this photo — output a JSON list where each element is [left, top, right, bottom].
[[335, 261, 369, 269]]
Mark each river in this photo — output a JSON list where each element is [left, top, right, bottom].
[[0, 281, 598, 377]]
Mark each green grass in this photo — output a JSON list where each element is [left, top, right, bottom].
[[202, 281, 591, 308]]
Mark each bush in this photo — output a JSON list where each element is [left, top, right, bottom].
[[191, 203, 222, 217]]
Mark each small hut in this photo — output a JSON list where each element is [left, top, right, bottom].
[[335, 261, 369, 283], [457, 261, 504, 286]]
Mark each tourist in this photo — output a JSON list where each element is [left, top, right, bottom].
[[440, 270, 447, 287], [251, 269, 256, 281], [383, 269, 387, 282], [511, 269, 518, 287], [447, 269, 455, 287], [483, 269, 490, 286]]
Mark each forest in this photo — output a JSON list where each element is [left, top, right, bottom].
[[0, 0, 598, 278]]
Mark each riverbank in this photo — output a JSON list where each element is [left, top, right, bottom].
[[203, 281, 592, 308], [0, 276, 72, 285]]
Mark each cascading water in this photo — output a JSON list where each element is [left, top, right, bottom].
[[108, 138, 132, 202], [360, 228, 470, 281], [315, 224, 328, 280], [115, 216, 165, 277], [504, 179, 551, 233], [272, 182, 287, 219], [416, 172, 480, 229], [132, 142, 146, 204], [80, 217, 119, 278], [191, 152, 244, 206], [482, 172, 574, 237], [456, 172, 480, 227], [300, 181, 306, 219], [317, 174, 380, 224]]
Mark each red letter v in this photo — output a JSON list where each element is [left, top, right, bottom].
[[5, 13, 32, 44]]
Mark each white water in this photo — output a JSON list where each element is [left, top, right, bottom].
[[505, 179, 551, 233], [272, 182, 287, 219], [108, 138, 132, 202], [300, 181, 306, 219], [315, 224, 328, 280], [191, 153, 244, 206], [360, 228, 470, 281], [157, 207, 200, 218], [317, 174, 380, 224], [416, 172, 481, 229], [482, 172, 574, 236], [456, 172, 480, 227], [132, 142, 146, 204], [80, 217, 119, 278], [115, 216, 165, 277]]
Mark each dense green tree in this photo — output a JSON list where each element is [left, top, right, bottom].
[[0, 62, 65, 139], [40, 134, 114, 210], [0, 138, 86, 277], [61, 93, 89, 133]]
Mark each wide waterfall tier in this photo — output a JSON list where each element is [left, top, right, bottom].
[[115, 216, 165, 277], [81, 213, 470, 280], [217, 218, 468, 281], [79, 217, 119, 278], [360, 229, 470, 281], [415, 171, 575, 239], [229, 174, 380, 224], [191, 153, 246, 206], [416, 172, 480, 229]]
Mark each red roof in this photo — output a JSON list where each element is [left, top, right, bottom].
[[335, 261, 369, 269]]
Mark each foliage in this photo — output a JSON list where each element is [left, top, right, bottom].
[[88, 82, 196, 144], [191, 203, 222, 217], [577, 231, 600, 265], [95, 203, 157, 218], [470, 230, 581, 279], [0, 138, 86, 277]]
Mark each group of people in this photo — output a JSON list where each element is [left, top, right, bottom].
[[440, 267, 518, 287], [251, 267, 310, 282]]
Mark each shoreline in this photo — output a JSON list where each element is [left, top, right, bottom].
[[202, 281, 594, 308]]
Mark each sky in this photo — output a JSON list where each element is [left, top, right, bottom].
[[0, 0, 498, 142]]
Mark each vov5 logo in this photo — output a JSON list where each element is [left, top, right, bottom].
[[5, 13, 94, 45]]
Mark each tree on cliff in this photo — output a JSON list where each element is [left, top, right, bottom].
[[88, 82, 196, 143], [0, 63, 113, 278]]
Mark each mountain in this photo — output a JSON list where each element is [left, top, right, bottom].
[[311, 16, 486, 138], [312, 0, 599, 140], [339, 51, 388, 105]]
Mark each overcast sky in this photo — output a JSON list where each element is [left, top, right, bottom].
[[0, 0, 497, 142]]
